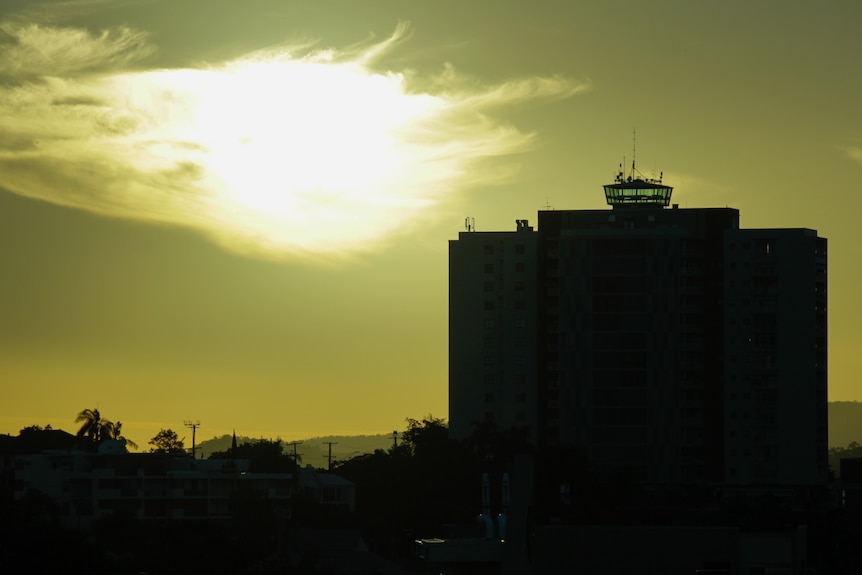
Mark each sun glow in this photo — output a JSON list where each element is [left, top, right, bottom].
[[187, 59, 446, 252], [0, 23, 583, 259]]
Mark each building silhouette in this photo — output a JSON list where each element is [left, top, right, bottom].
[[449, 164, 828, 491], [7, 440, 355, 531]]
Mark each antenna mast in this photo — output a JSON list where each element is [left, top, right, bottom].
[[604, 130, 672, 207], [183, 420, 201, 459]]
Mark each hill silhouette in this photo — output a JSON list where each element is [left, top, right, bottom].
[[190, 402, 862, 465], [197, 433, 391, 468], [7, 401, 862, 461]]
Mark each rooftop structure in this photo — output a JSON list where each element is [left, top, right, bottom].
[[603, 162, 672, 208]]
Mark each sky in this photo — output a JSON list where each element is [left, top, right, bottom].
[[1, 0, 860, 448]]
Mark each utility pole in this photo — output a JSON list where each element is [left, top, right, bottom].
[[287, 441, 303, 465], [392, 430, 398, 450], [324, 441, 338, 470], [184, 420, 201, 459]]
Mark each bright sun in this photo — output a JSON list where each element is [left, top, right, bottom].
[[0, 24, 578, 259], [192, 60, 443, 246]]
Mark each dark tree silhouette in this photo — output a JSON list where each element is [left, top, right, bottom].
[[106, 420, 138, 450], [75, 408, 113, 445], [402, 415, 449, 458], [209, 438, 297, 473], [334, 415, 477, 556], [19, 424, 52, 432], [148, 428, 185, 454], [74, 409, 137, 451]]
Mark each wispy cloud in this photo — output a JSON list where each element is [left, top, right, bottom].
[[0, 21, 586, 260], [846, 146, 862, 165], [0, 22, 153, 78]]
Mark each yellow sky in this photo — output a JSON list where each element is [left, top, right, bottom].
[[1, 1, 860, 448]]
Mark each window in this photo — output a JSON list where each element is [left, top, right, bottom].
[[484, 245, 495, 255], [514, 318, 526, 328], [515, 262, 526, 273], [516, 393, 526, 403], [515, 281, 525, 292], [755, 238, 774, 255], [515, 244, 526, 255], [484, 300, 495, 311], [484, 393, 494, 403], [484, 263, 495, 273]]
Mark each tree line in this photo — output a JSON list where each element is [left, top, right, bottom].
[[71, 408, 190, 454]]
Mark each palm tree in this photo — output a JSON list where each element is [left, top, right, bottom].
[[75, 408, 115, 446], [107, 420, 139, 450]]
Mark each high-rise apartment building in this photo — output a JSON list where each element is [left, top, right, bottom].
[[449, 219, 539, 443], [449, 167, 828, 488]]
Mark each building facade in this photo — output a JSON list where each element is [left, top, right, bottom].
[[449, 168, 828, 488], [449, 219, 538, 442], [10, 444, 355, 530]]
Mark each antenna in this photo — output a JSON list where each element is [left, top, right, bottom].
[[632, 127, 637, 177], [183, 420, 201, 459]]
